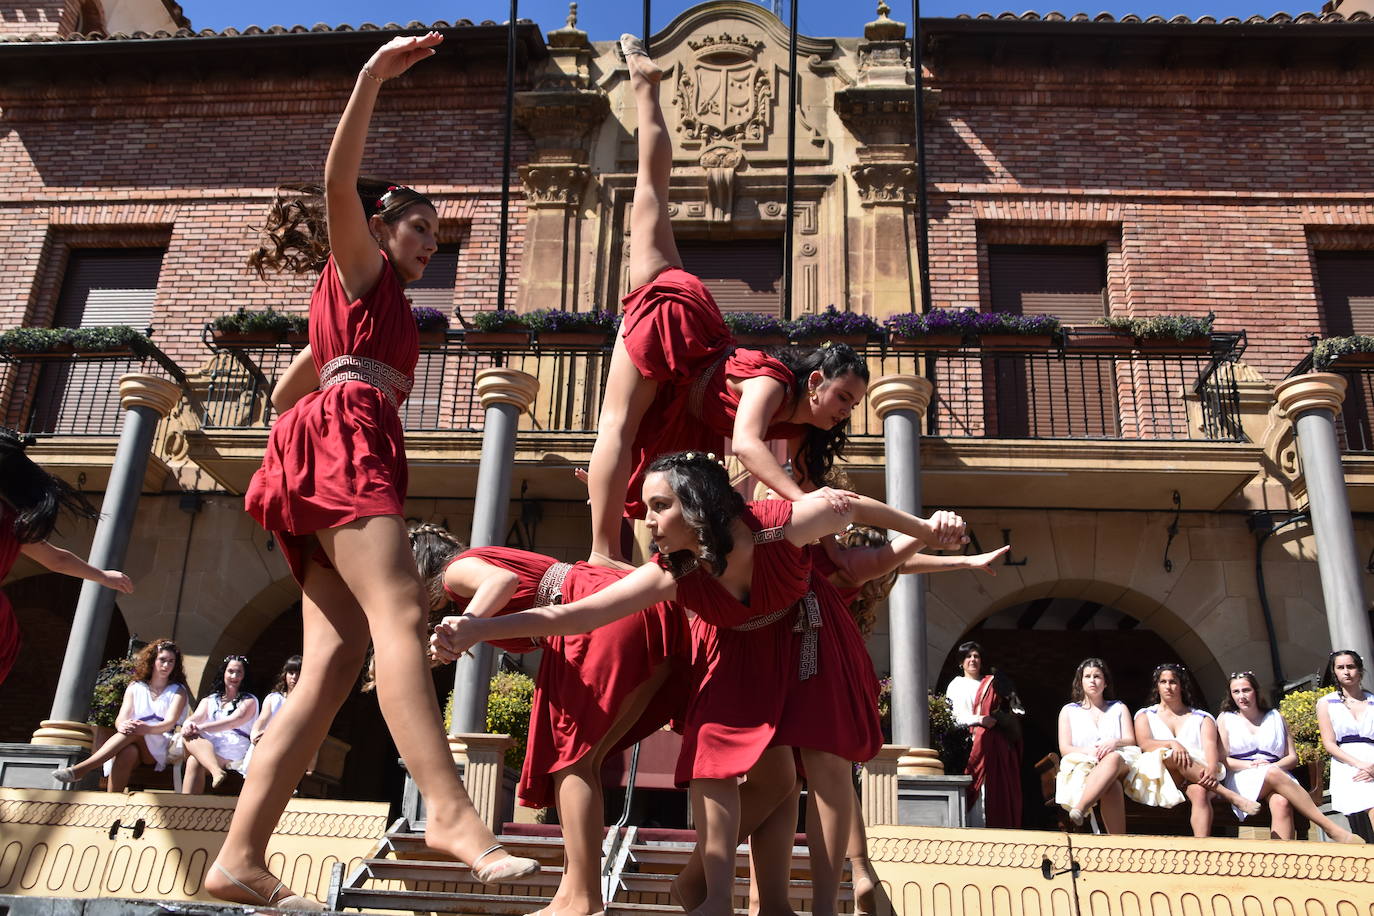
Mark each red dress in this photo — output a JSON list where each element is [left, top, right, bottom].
[[0, 510, 22, 687], [673, 502, 882, 784], [245, 254, 418, 582], [445, 547, 693, 809], [620, 270, 805, 519]]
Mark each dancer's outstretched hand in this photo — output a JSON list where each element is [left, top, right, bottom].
[[364, 31, 443, 81], [430, 615, 478, 664], [926, 510, 968, 550], [967, 545, 1011, 575], [102, 570, 134, 594]]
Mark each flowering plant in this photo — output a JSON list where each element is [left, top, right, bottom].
[[1097, 314, 1213, 341], [787, 305, 882, 341], [466, 309, 529, 332], [972, 311, 1062, 337], [411, 306, 450, 332], [723, 312, 790, 337], [525, 308, 620, 335], [885, 308, 981, 338]]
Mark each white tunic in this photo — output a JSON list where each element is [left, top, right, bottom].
[[1219, 709, 1297, 819], [103, 680, 188, 776], [1053, 701, 1166, 811], [1325, 690, 1374, 815], [201, 692, 258, 771], [240, 691, 286, 775], [944, 676, 983, 727], [1140, 704, 1223, 779]]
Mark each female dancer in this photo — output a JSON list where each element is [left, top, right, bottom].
[[0, 427, 134, 687], [242, 655, 301, 775], [411, 522, 691, 916], [1055, 658, 1141, 833], [181, 655, 258, 794], [432, 452, 966, 916], [1134, 663, 1259, 836], [586, 35, 870, 567], [1317, 650, 1374, 842], [208, 32, 538, 909], [1217, 670, 1362, 842], [53, 638, 187, 791]]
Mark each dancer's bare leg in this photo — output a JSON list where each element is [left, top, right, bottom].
[[798, 750, 854, 916], [843, 798, 891, 916], [688, 778, 742, 916], [586, 36, 677, 566], [545, 663, 674, 916], [748, 778, 801, 916], [674, 747, 797, 911], [1257, 767, 1364, 843]]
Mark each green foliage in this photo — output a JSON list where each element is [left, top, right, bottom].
[[211, 307, 300, 336], [86, 656, 136, 728], [875, 678, 957, 765], [1095, 314, 1214, 341], [0, 325, 146, 354], [1313, 335, 1374, 371], [524, 309, 620, 335], [1279, 689, 1330, 775], [446, 670, 536, 771], [467, 310, 529, 333]]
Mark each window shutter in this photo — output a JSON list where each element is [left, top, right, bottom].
[[406, 245, 459, 313], [676, 240, 784, 315], [1315, 250, 1374, 449]]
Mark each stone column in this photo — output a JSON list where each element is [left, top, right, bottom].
[[868, 375, 938, 766], [33, 374, 181, 751], [450, 368, 540, 736], [1274, 373, 1374, 665]]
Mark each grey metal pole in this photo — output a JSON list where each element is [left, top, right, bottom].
[[451, 368, 540, 736], [47, 375, 181, 725]]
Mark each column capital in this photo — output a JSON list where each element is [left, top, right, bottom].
[[118, 373, 181, 417], [870, 374, 934, 420], [1274, 372, 1347, 421], [476, 368, 540, 412]]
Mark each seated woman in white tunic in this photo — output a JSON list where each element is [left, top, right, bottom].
[[52, 639, 190, 791], [243, 655, 302, 776], [1055, 657, 1141, 833], [1218, 670, 1362, 843], [182, 654, 258, 793], [1135, 663, 1258, 837], [1317, 649, 1374, 843]]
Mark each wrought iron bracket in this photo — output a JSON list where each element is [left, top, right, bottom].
[[1163, 490, 1182, 573]]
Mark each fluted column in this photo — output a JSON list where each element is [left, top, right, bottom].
[[1274, 373, 1373, 664], [869, 374, 939, 772], [450, 368, 540, 736], [34, 374, 181, 751]]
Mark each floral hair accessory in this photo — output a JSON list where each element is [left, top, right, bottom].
[[375, 185, 406, 210]]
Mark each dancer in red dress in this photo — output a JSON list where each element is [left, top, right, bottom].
[[585, 35, 870, 567], [0, 428, 134, 688], [411, 525, 693, 916], [207, 33, 538, 911], [432, 452, 966, 916]]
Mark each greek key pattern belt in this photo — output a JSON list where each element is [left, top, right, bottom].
[[536, 562, 574, 607], [319, 355, 413, 409], [728, 589, 823, 681], [688, 347, 734, 419]]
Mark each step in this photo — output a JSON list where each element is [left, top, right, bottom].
[[336, 887, 743, 916]]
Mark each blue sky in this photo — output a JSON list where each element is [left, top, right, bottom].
[[178, 1, 1310, 42]]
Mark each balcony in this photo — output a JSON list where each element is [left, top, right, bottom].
[[1285, 350, 1374, 510], [186, 331, 1260, 509]]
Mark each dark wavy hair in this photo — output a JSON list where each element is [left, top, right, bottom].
[[771, 343, 870, 487], [130, 638, 189, 689], [271, 655, 302, 696], [211, 655, 255, 713], [833, 525, 897, 637], [646, 452, 747, 577], [1148, 662, 1197, 708], [1070, 657, 1116, 704], [1219, 670, 1270, 714], [0, 428, 99, 543], [1320, 649, 1365, 690], [247, 178, 435, 278], [408, 522, 468, 615]]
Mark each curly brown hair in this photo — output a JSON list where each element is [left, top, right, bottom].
[[131, 638, 188, 689], [247, 178, 434, 278], [833, 525, 897, 637]]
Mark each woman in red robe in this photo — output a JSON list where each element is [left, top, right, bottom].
[[965, 668, 1024, 828]]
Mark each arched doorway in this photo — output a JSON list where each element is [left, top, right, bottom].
[[0, 572, 130, 743], [937, 597, 1213, 829]]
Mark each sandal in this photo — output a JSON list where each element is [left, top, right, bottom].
[[619, 33, 649, 58], [52, 766, 79, 783], [471, 844, 540, 885], [212, 863, 324, 911]]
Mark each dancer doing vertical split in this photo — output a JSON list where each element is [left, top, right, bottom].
[[586, 35, 870, 568], [431, 452, 967, 916], [411, 524, 694, 916], [209, 32, 539, 910]]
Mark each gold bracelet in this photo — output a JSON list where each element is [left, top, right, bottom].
[[361, 66, 386, 85]]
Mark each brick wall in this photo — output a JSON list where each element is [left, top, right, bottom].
[[0, 0, 77, 38]]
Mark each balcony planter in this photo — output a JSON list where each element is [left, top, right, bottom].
[[723, 312, 790, 350], [977, 334, 1055, 352], [787, 305, 882, 349], [211, 329, 281, 346], [734, 333, 790, 348], [1064, 327, 1136, 353], [888, 333, 965, 351], [536, 331, 614, 349], [211, 307, 297, 346], [418, 331, 448, 348], [526, 309, 618, 350], [1313, 335, 1374, 371], [791, 333, 872, 348], [1100, 314, 1214, 355], [1, 325, 144, 359], [886, 309, 983, 351], [464, 330, 532, 350], [412, 307, 450, 348], [1133, 336, 1212, 354]]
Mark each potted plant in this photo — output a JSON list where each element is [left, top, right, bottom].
[[1130, 314, 1214, 353], [285, 313, 309, 346], [210, 307, 294, 345], [87, 655, 136, 751], [788, 305, 882, 347], [1065, 317, 1136, 353], [884, 309, 975, 350], [462, 310, 532, 349], [723, 312, 790, 348], [1279, 688, 1330, 805], [973, 311, 1062, 351], [411, 306, 450, 347], [1313, 335, 1374, 371], [0, 326, 147, 359], [528, 308, 619, 349]]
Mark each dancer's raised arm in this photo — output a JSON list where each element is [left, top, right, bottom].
[[785, 495, 966, 552]]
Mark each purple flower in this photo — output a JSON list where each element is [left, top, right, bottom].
[[723, 312, 790, 336], [411, 307, 450, 332], [526, 309, 621, 334], [787, 305, 881, 340]]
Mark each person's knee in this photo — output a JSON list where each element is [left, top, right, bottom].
[[1268, 793, 1292, 817]]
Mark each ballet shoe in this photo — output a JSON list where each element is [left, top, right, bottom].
[[471, 843, 540, 885], [1238, 798, 1263, 817], [1068, 808, 1085, 826], [210, 862, 324, 911], [619, 34, 663, 82], [52, 766, 79, 783], [1338, 831, 1367, 845]]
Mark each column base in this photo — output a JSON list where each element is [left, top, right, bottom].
[[31, 720, 93, 750], [895, 772, 972, 828], [0, 742, 88, 789], [859, 744, 908, 827], [897, 746, 944, 776], [402, 734, 517, 832]]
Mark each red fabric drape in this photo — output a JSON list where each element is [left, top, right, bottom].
[[965, 674, 1023, 828]]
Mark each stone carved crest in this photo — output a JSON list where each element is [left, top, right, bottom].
[[674, 33, 773, 146]]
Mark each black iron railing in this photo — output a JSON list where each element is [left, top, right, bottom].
[[201, 331, 1247, 444], [1287, 348, 1374, 453]]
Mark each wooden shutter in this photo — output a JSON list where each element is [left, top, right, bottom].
[[986, 245, 1113, 438], [33, 249, 164, 435], [401, 245, 459, 428], [676, 239, 783, 315], [1315, 250, 1374, 449]]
